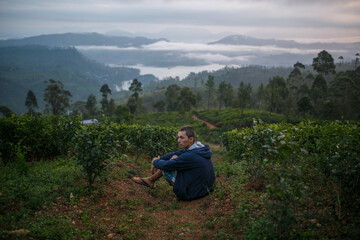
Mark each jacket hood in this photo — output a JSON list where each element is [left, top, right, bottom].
[[188, 142, 211, 160], [188, 141, 204, 150]]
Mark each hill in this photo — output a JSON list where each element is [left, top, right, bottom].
[[209, 35, 360, 66], [0, 45, 155, 113], [209, 34, 360, 50], [0, 32, 167, 48]]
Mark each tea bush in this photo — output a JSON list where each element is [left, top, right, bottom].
[[72, 122, 123, 186], [223, 120, 360, 200], [123, 124, 178, 159], [222, 120, 304, 180], [222, 120, 360, 238], [72, 121, 178, 186], [293, 121, 360, 204], [0, 115, 81, 164]]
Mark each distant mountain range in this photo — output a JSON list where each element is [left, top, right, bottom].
[[210, 35, 360, 51], [0, 32, 167, 48], [208, 35, 360, 66], [1, 32, 358, 68], [106, 27, 231, 43]]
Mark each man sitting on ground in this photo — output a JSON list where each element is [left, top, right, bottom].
[[133, 126, 215, 201]]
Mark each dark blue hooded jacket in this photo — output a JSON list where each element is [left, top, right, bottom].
[[153, 143, 215, 200]]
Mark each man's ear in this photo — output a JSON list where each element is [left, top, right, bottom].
[[190, 137, 195, 144]]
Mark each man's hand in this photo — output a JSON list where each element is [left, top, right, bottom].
[[151, 156, 160, 174], [170, 155, 178, 160]]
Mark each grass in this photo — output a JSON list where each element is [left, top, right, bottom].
[[0, 157, 83, 239], [0, 158, 80, 213]]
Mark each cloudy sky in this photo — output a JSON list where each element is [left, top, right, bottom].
[[1, 0, 360, 43]]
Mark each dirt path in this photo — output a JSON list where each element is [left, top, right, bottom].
[[192, 115, 217, 129]]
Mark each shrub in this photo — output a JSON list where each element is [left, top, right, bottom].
[[72, 122, 122, 186], [223, 120, 360, 238], [0, 115, 81, 163], [124, 124, 178, 159], [222, 120, 304, 181]]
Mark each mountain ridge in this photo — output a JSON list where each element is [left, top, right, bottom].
[[209, 34, 360, 50], [0, 32, 168, 48], [1, 32, 358, 68]]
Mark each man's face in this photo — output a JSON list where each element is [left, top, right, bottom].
[[177, 131, 194, 149]]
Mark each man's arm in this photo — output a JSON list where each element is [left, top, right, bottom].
[[160, 150, 185, 160], [150, 154, 178, 173], [153, 152, 201, 171]]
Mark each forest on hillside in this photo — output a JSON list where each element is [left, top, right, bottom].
[[136, 50, 360, 121], [1, 48, 359, 122], [0, 45, 156, 113]]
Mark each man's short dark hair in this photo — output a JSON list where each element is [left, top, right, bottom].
[[179, 125, 195, 139]]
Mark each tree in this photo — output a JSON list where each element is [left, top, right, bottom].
[[71, 101, 87, 118], [218, 81, 227, 109], [127, 79, 143, 114], [205, 75, 216, 109], [165, 84, 181, 111], [127, 96, 138, 114], [114, 105, 132, 123], [288, 62, 305, 85], [297, 96, 313, 117], [85, 94, 98, 118], [43, 79, 72, 116], [312, 50, 336, 75], [294, 61, 305, 69], [129, 79, 142, 98], [100, 84, 111, 114], [218, 81, 234, 109], [0, 105, 14, 118], [153, 100, 166, 112], [255, 84, 266, 109], [25, 90, 38, 116], [224, 83, 235, 108], [176, 87, 197, 113], [238, 81, 252, 113], [196, 92, 203, 108], [310, 74, 328, 117], [297, 83, 310, 98], [305, 73, 315, 81], [310, 74, 327, 105], [194, 77, 198, 88], [338, 56, 344, 65], [288, 67, 302, 79], [265, 76, 289, 114], [305, 73, 315, 86], [100, 84, 112, 98], [328, 73, 360, 119], [107, 99, 116, 117]]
